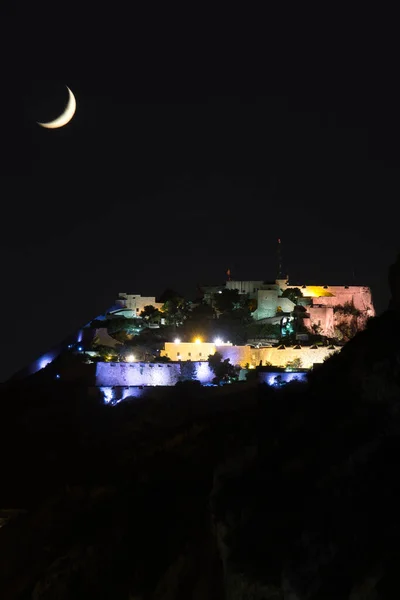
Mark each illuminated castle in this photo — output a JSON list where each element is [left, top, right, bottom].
[[203, 240, 375, 339]]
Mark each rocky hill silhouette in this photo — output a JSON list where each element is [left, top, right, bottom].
[[0, 256, 399, 598], [211, 253, 400, 598]]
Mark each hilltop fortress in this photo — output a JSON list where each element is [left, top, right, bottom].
[[201, 277, 375, 340], [13, 252, 376, 389], [112, 279, 375, 341]]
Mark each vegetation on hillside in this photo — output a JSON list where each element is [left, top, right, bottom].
[[85, 286, 370, 361], [208, 351, 239, 385], [1, 303, 398, 597], [333, 300, 361, 316], [281, 286, 303, 304]]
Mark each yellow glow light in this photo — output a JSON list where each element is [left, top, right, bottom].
[[126, 354, 135, 362], [194, 338, 201, 344], [294, 285, 334, 298]]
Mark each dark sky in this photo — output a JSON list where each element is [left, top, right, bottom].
[[0, 12, 399, 381]]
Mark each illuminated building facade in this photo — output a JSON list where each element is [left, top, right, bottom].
[[203, 278, 375, 338], [283, 282, 375, 337], [115, 293, 163, 316], [160, 340, 339, 369], [161, 341, 231, 362]]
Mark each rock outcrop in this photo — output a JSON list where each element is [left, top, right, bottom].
[[389, 253, 400, 310], [210, 253, 400, 598], [1, 255, 400, 599]]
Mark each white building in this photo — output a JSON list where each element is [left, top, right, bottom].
[[162, 341, 220, 362], [226, 280, 264, 297], [115, 293, 163, 316]]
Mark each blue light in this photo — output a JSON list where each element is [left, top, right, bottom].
[[100, 387, 114, 404], [39, 357, 52, 370], [55, 374, 61, 379], [264, 371, 307, 387], [77, 346, 83, 352]]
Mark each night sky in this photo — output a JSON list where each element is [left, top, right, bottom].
[[1, 14, 399, 381]]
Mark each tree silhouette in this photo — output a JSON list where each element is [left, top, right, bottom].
[[281, 287, 303, 304], [140, 305, 162, 323], [208, 351, 238, 385]]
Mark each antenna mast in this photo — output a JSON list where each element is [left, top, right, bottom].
[[277, 238, 283, 279]]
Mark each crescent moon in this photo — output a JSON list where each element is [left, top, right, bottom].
[[37, 86, 77, 129]]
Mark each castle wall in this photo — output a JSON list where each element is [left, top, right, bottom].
[[253, 290, 295, 321], [277, 297, 296, 313], [283, 283, 375, 336], [308, 306, 335, 337], [95, 361, 214, 386], [258, 346, 338, 369], [286, 284, 375, 316], [162, 342, 219, 362], [287, 285, 334, 298], [309, 287, 373, 313], [218, 345, 253, 366], [217, 345, 339, 369], [160, 342, 342, 369], [255, 289, 280, 319], [95, 344, 340, 389]]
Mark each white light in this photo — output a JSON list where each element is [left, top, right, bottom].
[[214, 338, 223, 345], [174, 338, 181, 344], [126, 354, 135, 362], [101, 388, 113, 404], [39, 357, 52, 370]]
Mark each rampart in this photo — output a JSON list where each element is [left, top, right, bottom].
[[95, 361, 214, 386], [218, 344, 339, 369]]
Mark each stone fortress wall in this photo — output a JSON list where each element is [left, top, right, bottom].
[[96, 361, 214, 387], [163, 342, 217, 362], [224, 280, 375, 335], [219, 344, 339, 369], [161, 341, 339, 369], [95, 343, 336, 389]]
